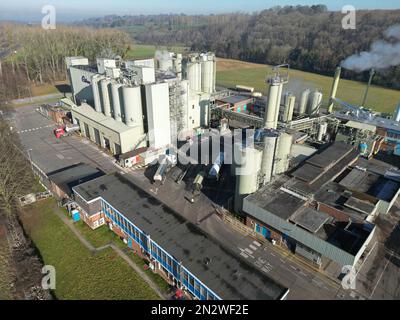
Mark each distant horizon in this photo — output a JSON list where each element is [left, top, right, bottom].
[[0, 0, 399, 23]]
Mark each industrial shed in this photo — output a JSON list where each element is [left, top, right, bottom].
[[71, 103, 146, 155], [47, 163, 104, 199]]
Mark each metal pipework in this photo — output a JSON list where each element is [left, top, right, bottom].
[[327, 67, 341, 113], [361, 69, 375, 107]]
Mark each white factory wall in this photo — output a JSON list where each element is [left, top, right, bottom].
[[68, 67, 96, 105], [97, 58, 117, 74], [188, 92, 211, 130], [71, 104, 145, 155], [145, 82, 171, 149]]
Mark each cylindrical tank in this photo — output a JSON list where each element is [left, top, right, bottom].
[[260, 130, 278, 184], [274, 82, 284, 127], [100, 78, 112, 117], [283, 93, 296, 123], [193, 171, 205, 191], [273, 132, 293, 175], [234, 144, 262, 213], [317, 122, 328, 141], [299, 89, 310, 115], [188, 61, 201, 92], [264, 82, 280, 129], [174, 54, 183, 79], [111, 82, 123, 122], [201, 54, 215, 94], [91, 74, 102, 113], [307, 90, 323, 115], [122, 86, 144, 132], [196, 62, 202, 92], [394, 103, 400, 122]]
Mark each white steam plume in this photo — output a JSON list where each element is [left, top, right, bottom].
[[341, 25, 400, 72]]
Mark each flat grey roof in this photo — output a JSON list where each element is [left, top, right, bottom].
[[246, 186, 306, 221], [305, 142, 353, 169], [73, 173, 287, 300], [72, 103, 140, 133], [48, 163, 104, 196], [218, 95, 252, 105], [344, 197, 376, 215], [290, 207, 330, 233]]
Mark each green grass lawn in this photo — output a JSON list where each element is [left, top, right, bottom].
[[19, 198, 160, 300], [216, 59, 400, 114], [73, 219, 170, 292], [126, 44, 188, 60]]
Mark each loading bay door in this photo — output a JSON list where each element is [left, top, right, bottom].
[[93, 128, 101, 145]]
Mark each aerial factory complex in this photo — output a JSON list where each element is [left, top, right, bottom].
[[21, 48, 400, 300]]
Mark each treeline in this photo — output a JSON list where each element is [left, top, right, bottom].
[[0, 24, 132, 100], [78, 6, 400, 89]]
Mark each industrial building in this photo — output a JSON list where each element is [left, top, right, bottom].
[[241, 141, 400, 267], [63, 47, 400, 284], [65, 51, 217, 155], [47, 163, 104, 199], [72, 172, 289, 300]]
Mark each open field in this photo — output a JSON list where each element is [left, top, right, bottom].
[[216, 58, 400, 114], [126, 44, 188, 60], [19, 198, 160, 300]]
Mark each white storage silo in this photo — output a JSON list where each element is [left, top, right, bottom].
[[299, 89, 310, 115], [122, 86, 144, 132], [260, 130, 278, 184], [201, 54, 215, 94], [274, 82, 284, 128], [264, 81, 280, 129], [111, 81, 123, 122], [283, 93, 295, 123], [307, 90, 323, 116], [317, 122, 328, 141], [233, 144, 262, 213], [394, 102, 400, 122], [91, 74, 102, 113], [273, 132, 293, 175], [100, 78, 112, 117]]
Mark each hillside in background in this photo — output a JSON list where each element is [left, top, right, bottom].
[[77, 5, 400, 90]]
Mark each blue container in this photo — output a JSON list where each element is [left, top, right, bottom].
[[71, 210, 80, 222]]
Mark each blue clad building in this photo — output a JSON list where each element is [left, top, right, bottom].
[[72, 173, 288, 300]]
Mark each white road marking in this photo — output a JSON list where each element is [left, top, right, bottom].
[[249, 244, 257, 251], [245, 248, 253, 255], [280, 258, 286, 264], [240, 252, 249, 259], [290, 265, 297, 270], [270, 252, 276, 257], [253, 241, 261, 247]]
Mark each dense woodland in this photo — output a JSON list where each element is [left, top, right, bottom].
[[78, 6, 400, 89], [0, 24, 132, 100]]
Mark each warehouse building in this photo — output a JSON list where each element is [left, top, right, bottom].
[[242, 142, 385, 267], [71, 102, 146, 155], [48, 163, 104, 199], [72, 172, 289, 300]]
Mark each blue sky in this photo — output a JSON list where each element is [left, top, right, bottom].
[[0, 0, 399, 22]]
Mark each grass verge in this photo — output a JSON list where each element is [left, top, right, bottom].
[[19, 198, 160, 300]]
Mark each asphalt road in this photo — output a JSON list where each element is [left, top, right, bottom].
[[11, 104, 399, 300]]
